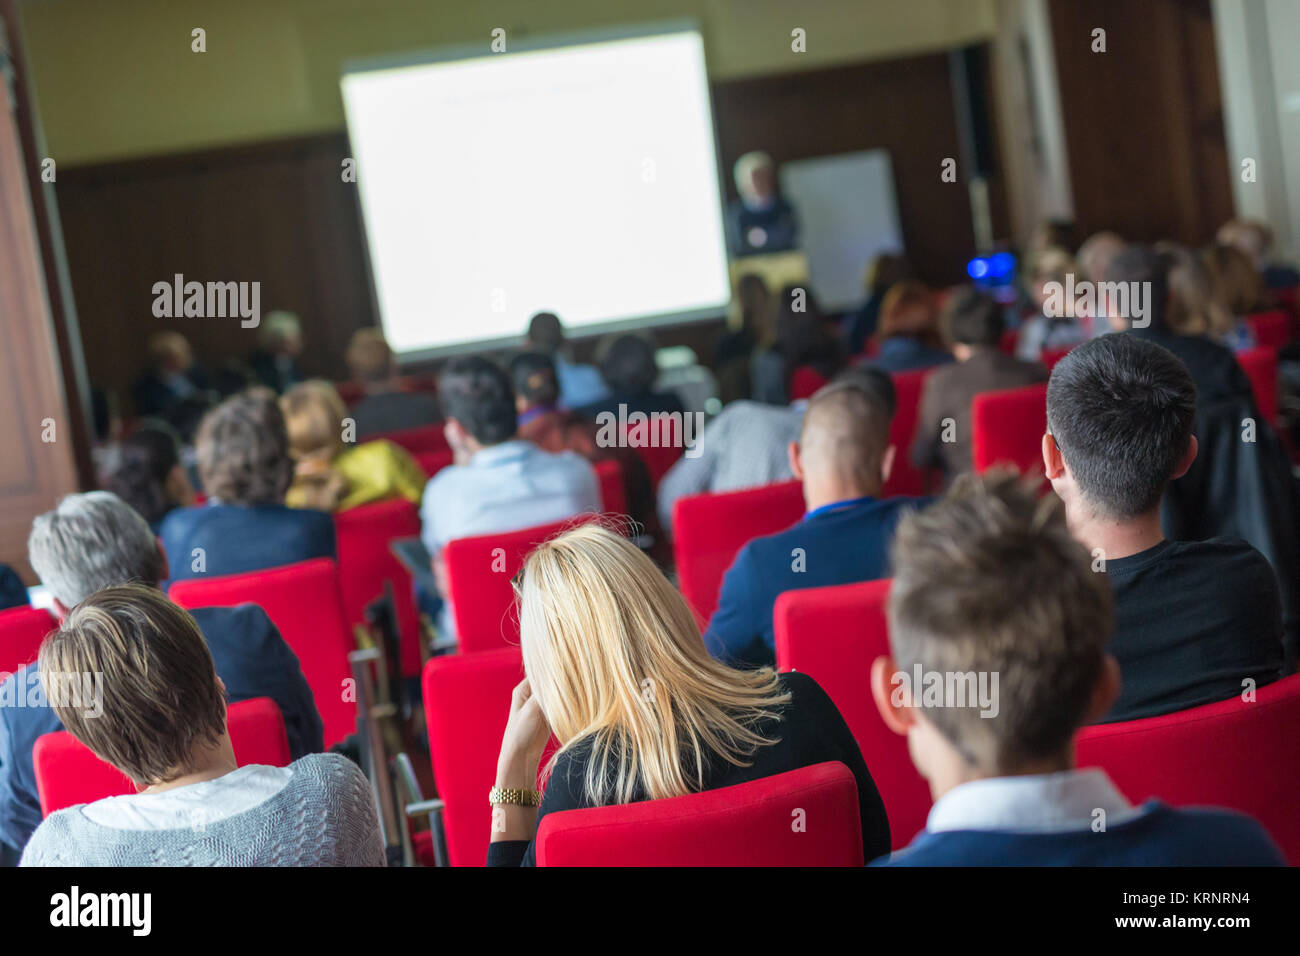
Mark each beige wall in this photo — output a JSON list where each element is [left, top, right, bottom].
[[19, 0, 996, 165]]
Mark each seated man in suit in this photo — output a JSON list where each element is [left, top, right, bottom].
[[703, 372, 927, 668], [344, 328, 440, 440], [0, 491, 323, 859], [131, 331, 213, 421], [872, 472, 1282, 866], [726, 151, 798, 257], [912, 288, 1047, 484], [161, 390, 336, 581], [420, 356, 600, 642], [248, 310, 305, 394], [1045, 334, 1284, 721]]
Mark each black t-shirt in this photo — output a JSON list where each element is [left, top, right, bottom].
[[486, 671, 891, 866], [1100, 537, 1285, 723]]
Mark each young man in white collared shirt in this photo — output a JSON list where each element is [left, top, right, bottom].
[[868, 472, 1282, 866]]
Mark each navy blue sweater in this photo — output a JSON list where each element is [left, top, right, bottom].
[[874, 803, 1284, 866]]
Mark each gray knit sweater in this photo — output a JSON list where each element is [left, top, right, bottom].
[[19, 754, 386, 867]]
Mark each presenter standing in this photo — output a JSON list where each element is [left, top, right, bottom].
[[727, 151, 799, 257]]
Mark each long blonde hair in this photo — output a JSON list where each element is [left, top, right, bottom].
[[516, 523, 791, 806], [280, 380, 349, 511]]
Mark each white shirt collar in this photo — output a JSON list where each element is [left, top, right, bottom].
[[926, 768, 1140, 834]]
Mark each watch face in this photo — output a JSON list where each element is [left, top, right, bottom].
[[747, 226, 768, 248]]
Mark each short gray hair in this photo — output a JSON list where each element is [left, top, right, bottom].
[[28, 492, 164, 609]]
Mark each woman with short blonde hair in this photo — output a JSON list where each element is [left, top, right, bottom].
[[487, 522, 890, 865]]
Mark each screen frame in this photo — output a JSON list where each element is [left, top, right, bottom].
[[340, 19, 734, 365]]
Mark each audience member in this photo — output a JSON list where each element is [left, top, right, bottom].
[[486, 523, 889, 866], [871, 472, 1282, 866], [104, 422, 195, 531], [655, 366, 895, 532], [1203, 243, 1263, 351], [19, 585, 380, 867], [1044, 334, 1284, 721], [0, 564, 24, 611], [912, 289, 1047, 483], [0, 492, 323, 858], [1016, 247, 1090, 361], [714, 272, 770, 404], [525, 312, 608, 409], [161, 391, 336, 581], [576, 333, 685, 421], [1218, 218, 1300, 289], [420, 357, 600, 640], [1157, 242, 1237, 344], [344, 328, 440, 439], [248, 310, 305, 394], [281, 380, 426, 512], [843, 252, 912, 355], [752, 285, 847, 404], [131, 331, 213, 421], [1076, 230, 1125, 285], [704, 374, 925, 667], [726, 151, 799, 257], [866, 281, 952, 373]]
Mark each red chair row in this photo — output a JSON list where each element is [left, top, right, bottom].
[[971, 382, 1049, 478], [1244, 309, 1291, 351], [1238, 346, 1280, 425], [33, 697, 291, 817], [422, 648, 863, 866], [170, 559, 358, 748], [0, 605, 57, 676], [773, 576, 1300, 863]]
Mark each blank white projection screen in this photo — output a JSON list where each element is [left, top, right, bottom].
[[341, 30, 731, 359]]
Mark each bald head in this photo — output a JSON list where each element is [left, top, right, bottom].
[[796, 382, 893, 500]]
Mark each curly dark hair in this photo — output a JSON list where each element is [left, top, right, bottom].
[[195, 391, 293, 506], [106, 423, 182, 525]]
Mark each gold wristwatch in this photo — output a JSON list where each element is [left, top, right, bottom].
[[489, 786, 542, 807]]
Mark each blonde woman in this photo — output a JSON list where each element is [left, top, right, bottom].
[[280, 380, 427, 512], [487, 523, 890, 866]]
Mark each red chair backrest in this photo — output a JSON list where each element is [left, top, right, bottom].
[[443, 515, 599, 653], [1237, 346, 1280, 424], [34, 697, 291, 817], [789, 366, 829, 401], [774, 578, 931, 848], [593, 458, 627, 516], [170, 559, 356, 748], [971, 382, 1048, 477], [1244, 309, 1291, 350], [621, 421, 684, 493], [335, 499, 424, 678], [1041, 344, 1074, 371], [0, 606, 57, 675], [369, 423, 448, 456], [884, 369, 937, 497], [1076, 673, 1300, 864], [414, 448, 453, 477], [998, 328, 1019, 356], [335, 381, 366, 407], [536, 761, 864, 866], [672, 480, 805, 624], [423, 648, 536, 866]]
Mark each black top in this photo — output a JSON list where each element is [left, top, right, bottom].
[[1128, 327, 1255, 409], [486, 671, 890, 866], [1100, 537, 1285, 723]]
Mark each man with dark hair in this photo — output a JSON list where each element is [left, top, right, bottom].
[[911, 289, 1047, 483], [576, 334, 684, 421], [524, 312, 607, 409], [703, 373, 926, 668], [872, 472, 1281, 866], [1044, 334, 1284, 722], [420, 356, 600, 641]]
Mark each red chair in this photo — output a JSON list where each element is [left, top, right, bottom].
[[443, 515, 599, 654], [369, 424, 448, 456], [671, 480, 805, 624], [170, 559, 357, 748], [0, 606, 57, 675], [1041, 344, 1074, 371], [423, 647, 532, 866], [34, 697, 291, 816], [593, 458, 627, 516], [1244, 310, 1291, 350], [621, 422, 684, 493], [998, 328, 1019, 356], [1076, 673, 1300, 865], [414, 448, 453, 477], [774, 578, 931, 849], [335, 381, 366, 407], [335, 499, 424, 678], [884, 369, 938, 497], [971, 382, 1049, 478], [789, 366, 829, 401], [536, 762, 864, 866], [1237, 346, 1280, 424]]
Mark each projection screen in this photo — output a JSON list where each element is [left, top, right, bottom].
[[341, 24, 732, 361]]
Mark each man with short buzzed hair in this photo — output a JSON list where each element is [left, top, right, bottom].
[[703, 376, 929, 668]]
